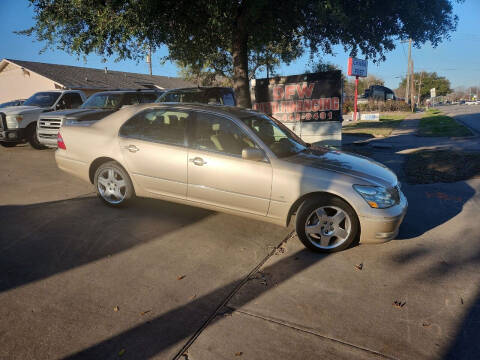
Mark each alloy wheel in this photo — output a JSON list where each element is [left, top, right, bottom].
[[304, 206, 352, 250], [97, 168, 127, 204]]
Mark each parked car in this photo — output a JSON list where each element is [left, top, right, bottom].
[[0, 90, 86, 148], [55, 103, 407, 253], [37, 90, 161, 148], [0, 99, 25, 108], [156, 87, 236, 105]]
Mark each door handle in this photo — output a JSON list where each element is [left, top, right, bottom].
[[125, 144, 139, 153], [189, 157, 207, 166]]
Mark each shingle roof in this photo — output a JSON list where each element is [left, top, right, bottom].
[[5, 59, 194, 90]]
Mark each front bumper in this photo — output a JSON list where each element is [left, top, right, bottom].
[[0, 113, 25, 142], [0, 128, 25, 142], [37, 128, 58, 147], [358, 190, 408, 244]]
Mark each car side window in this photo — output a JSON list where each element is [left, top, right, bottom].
[[67, 93, 83, 108], [56, 94, 70, 110], [119, 109, 189, 146], [189, 112, 256, 156], [222, 92, 235, 106], [138, 93, 158, 103]]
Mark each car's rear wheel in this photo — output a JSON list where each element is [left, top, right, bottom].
[[295, 195, 359, 253], [0, 141, 18, 147], [94, 161, 134, 207], [28, 123, 47, 150]]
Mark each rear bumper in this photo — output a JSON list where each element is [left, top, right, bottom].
[[359, 191, 408, 244], [55, 151, 90, 183]]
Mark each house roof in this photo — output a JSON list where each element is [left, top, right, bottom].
[[2, 59, 194, 90]]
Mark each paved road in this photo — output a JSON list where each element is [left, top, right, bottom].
[[1, 144, 479, 359], [441, 104, 480, 133]]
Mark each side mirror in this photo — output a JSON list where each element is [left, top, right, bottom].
[[242, 148, 265, 162]]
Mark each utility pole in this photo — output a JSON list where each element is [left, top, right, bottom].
[[404, 38, 412, 103], [410, 60, 415, 111], [146, 46, 152, 76], [417, 71, 423, 107]]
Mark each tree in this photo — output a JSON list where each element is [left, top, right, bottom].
[[398, 72, 452, 102], [21, 0, 460, 108], [344, 75, 385, 99]]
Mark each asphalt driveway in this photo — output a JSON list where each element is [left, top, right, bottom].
[[1, 144, 479, 359]]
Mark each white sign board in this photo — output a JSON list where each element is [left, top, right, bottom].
[[348, 58, 368, 77], [430, 88, 436, 98], [360, 113, 380, 121]]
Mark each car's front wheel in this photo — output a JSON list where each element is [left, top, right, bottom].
[[94, 161, 134, 207], [295, 195, 359, 253]]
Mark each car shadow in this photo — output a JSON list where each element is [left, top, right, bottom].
[[62, 249, 326, 359], [396, 181, 475, 240], [0, 196, 212, 293]]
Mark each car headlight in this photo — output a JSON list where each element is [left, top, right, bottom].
[[353, 185, 397, 209], [6, 115, 23, 129]]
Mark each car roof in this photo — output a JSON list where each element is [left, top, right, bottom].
[[164, 87, 233, 93], [91, 90, 160, 95], [128, 102, 258, 118]]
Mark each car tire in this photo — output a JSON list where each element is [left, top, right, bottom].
[[295, 195, 359, 253], [0, 141, 18, 148], [94, 161, 135, 207], [28, 123, 47, 150]]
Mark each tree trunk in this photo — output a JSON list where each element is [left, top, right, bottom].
[[232, 8, 251, 108]]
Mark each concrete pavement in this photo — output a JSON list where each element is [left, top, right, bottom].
[[1, 134, 480, 359]]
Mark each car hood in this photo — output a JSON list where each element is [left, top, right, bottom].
[[43, 108, 116, 121], [284, 147, 398, 188], [0, 105, 46, 115]]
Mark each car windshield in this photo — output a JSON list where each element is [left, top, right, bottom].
[[239, 114, 307, 158], [23, 92, 60, 107], [157, 90, 226, 104], [81, 93, 158, 109], [81, 94, 126, 109]]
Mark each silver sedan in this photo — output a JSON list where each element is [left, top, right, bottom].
[[55, 103, 407, 252]]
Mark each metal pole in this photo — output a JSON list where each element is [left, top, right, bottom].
[[354, 76, 359, 121]]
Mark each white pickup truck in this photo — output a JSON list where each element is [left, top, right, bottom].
[[0, 90, 86, 148]]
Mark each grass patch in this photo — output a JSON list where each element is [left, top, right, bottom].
[[342, 115, 405, 137], [418, 112, 473, 137], [404, 149, 480, 184]]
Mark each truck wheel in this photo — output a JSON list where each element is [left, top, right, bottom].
[[28, 123, 47, 150], [0, 142, 18, 148]]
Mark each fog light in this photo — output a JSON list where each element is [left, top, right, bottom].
[[7, 133, 17, 139], [375, 232, 395, 239]]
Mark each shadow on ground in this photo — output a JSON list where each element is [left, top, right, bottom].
[[62, 249, 325, 359], [397, 181, 475, 239], [0, 197, 212, 293]]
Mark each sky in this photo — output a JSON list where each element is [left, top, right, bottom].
[[0, 0, 479, 90]]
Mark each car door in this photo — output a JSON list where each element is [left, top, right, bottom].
[[118, 108, 190, 200], [187, 111, 272, 216]]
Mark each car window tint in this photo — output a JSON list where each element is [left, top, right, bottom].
[[120, 109, 189, 146], [122, 93, 142, 105], [138, 93, 158, 103], [190, 113, 256, 156], [67, 93, 83, 108], [222, 92, 235, 106]]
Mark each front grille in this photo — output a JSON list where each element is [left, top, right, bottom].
[[0, 112, 6, 130], [38, 118, 62, 130]]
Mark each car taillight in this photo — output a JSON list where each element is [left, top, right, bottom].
[[57, 132, 66, 150]]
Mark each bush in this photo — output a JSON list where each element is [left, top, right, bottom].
[[343, 99, 412, 113]]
